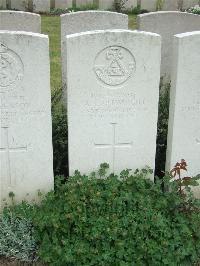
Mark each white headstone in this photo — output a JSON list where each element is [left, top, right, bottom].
[[0, 11, 41, 33], [65, 30, 161, 176], [0, 0, 7, 9], [162, 0, 179, 10], [182, 0, 199, 9], [55, 0, 72, 9], [0, 31, 53, 207], [33, 0, 50, 13], [98, 0, 113, 10], [140, 0, 156, 11], [11, 0, 29, 11], [166, 31, 200, 198], [124, 0, 137, 10], [76, 0, 93, 8], [61, 11, 128, 92], [137, 11, 200, 81]]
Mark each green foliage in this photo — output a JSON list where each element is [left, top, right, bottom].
[[169, 159, 200, 196], [50, 8, 69, 15], [0, 206, 37, 263], [113, 0, 128, 12], [155, 81, 170, 177], [68, 3, 98, 12], [130, 6, 148, 15], [28, 164, 200, 266], [51, 88, 68, 176], [187, 5, 200, 14]]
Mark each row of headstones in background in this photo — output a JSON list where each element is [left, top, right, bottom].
[[0, 31, 53, 208], [1, 9, 200, 85], [137, 11, 200, 81], [140, 0, 200, 11], [53, 0, 200, 11], [52, 0, 120, 10], [0, 0, 51, 13], [1, 0, 199, 12]]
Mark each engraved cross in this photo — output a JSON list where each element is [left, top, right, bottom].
[[0, 127, 27, 187], [94, 123, 133, 172]]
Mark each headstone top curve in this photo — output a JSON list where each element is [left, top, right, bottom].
[[61, 10, 128, 18]]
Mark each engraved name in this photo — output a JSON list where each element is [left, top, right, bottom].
[[85, 92, 147, 119]]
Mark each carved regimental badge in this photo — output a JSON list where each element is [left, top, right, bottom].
[[94, 46, 136, 87], [0, 43, 24, 92]]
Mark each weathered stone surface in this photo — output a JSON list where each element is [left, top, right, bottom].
[[137, 11, 200, 81], [182, 0, 199, 9], [0, 0, 7, 9], [55, 0, 72, 9], [98, 0, 114, 10], [61, 11, 128, 36], [124, 0, 137, 10], [33, 0, 50, 13], [61, 11, 128, 91], [166, 31, 200, 198], [0, 11, 41, 33], [162, 0, 179, 10], [76, 0, 93, 7], [65, 30, 161, 176], [0, 31, 53, 207], [140, 0, 156, 11], [11, 0, 29, 11]]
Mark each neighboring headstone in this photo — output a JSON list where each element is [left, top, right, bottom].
[[33, 0, 50, 13], [162, 0, 179, 10], [55, 0, 72, 9], [0, 31, 53, 208], [166, 31, 200, 198], [65, 30, 161, 176], [61, 11, 128, 92], [182, 0, 199, 9], [137, 11, 200, 81], [50, 0, 55, 8], [98, 0, 113, 10], [140, 0, 156, 11], [124, 0, 137, 11], [0, 0, 7, 9], [11, 0, 29, 11], [0, 11, 41, 33], [76, 0, 93, 8]]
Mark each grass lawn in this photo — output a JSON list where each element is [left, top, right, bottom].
[[41, 14, 137, 91]]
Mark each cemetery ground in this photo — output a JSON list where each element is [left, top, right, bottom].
[[0, 12, 200, 266]]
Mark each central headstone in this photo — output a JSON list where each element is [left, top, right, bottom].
[[65, 30, 161, 175]]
